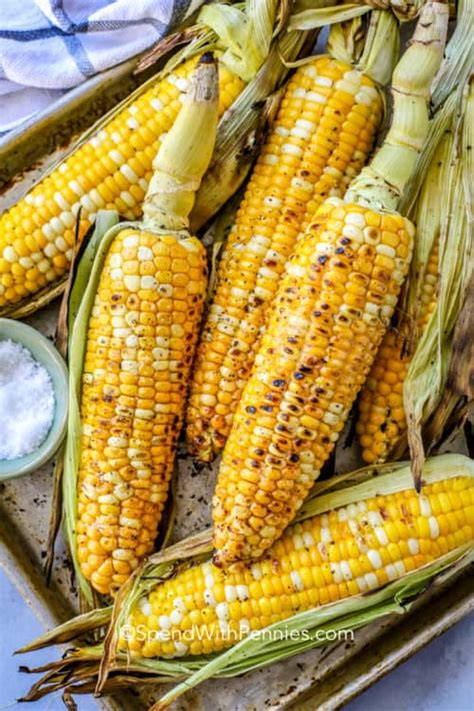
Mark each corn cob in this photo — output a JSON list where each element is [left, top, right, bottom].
[[212, 199, 414, 564], [17, 455, 474, 708], [212, 1, 449, 566], [185, 11, 401, 462], [0, 56, 242, 313], [74, 55, 219, 596], [357, 240, 439, 463], [120, 466, 473, 658]]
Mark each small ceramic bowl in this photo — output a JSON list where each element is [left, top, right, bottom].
[[0, 318, 68, 481]]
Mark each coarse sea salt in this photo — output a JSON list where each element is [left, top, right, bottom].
[[0, 339, 55, 460]]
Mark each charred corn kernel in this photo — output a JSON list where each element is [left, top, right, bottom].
[[0, 57, 243, 310], [212, 198, 413, 565], [357, 240, 439, 463], [119, 475, 473, 657], [186, 56, 383, 462], [77, 228, 207, 595]]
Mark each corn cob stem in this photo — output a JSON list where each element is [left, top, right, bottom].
[[72, 56, 219, 599], [211, 1, 449, 567], [142, 55, 218, 234], [346, 1, 449, 210]]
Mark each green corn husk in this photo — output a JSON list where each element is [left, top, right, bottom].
[[400, 80, 473, 479], [326, 7, 399, 85], [19, 454, 474, 707], [431, 0, 473, 109], [289, 0, 426, 30], [44, 211, 120, 585], [382, 67, 473, 484], [62, 212, 123, 607]]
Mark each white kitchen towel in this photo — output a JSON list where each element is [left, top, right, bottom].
[[0, 0, 205, 134]]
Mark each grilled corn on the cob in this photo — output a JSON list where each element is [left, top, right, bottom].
[[213, 199, 414, 564], [212, 1, 449, 566], [74, 55, 218, 596], [357, 240, 439, 463], [185, 32, 394, 461], [17, 455, 474, 708], [120, 458, 474, 658]]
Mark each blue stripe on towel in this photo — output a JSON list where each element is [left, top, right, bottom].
[[0, 26, 63, 40]]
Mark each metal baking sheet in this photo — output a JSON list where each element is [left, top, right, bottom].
[[0, 37, 472, 711]]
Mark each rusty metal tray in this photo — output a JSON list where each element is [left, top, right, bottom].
[[0, 48, 472, 711]]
